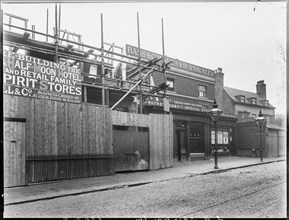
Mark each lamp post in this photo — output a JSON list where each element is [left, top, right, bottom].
[[255, 110, 266, 162], [209, 100, 223, 169]]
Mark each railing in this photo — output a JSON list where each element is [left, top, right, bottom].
[[4, 12, 28, 31]]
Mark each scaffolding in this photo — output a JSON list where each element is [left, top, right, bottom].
[[2, 5, 173, 112]]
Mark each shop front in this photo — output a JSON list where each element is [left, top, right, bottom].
[[144, 97, 237, 161], [209, 115, 237, 157]]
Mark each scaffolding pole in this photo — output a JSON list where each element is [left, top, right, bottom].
[[101, 13, 106, 106], [111, 67, 156, 110], [137, 12, 143, 114], [162, 18, 167, 99], [46, 9, 49, 42], [54, 4, 59, 63]]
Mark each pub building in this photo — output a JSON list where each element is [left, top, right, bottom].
[[124, 45, 237, 161]]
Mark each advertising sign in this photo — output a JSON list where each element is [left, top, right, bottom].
[[145, 98, 208, 112], [3, 50, 82, 103], [223, 131, 229, 144], [126, 44, 215, 77], [163, 97, 170, 112]]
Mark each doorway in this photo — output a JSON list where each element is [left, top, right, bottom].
[[189, 124, 204, 153], [176, 129, 187, 161], [4, 118, 26, 187]]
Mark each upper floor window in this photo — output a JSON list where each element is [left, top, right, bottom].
[[264, 100, 268, 106], [198, 85, 207, 98], [251, 98, 257, 104], [167, 78, 174, 91], [239, 96, 245, 102], [237, 111, 250, 119]]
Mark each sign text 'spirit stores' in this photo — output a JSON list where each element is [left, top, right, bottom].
[[126, 44, 215, 77], [3, 50, 82, 103]]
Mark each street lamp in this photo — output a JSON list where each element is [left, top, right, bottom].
[[209, 100, 223, 169], [255, 110, 266, 162]]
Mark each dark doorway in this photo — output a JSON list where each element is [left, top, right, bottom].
[[189, 124, 204, 153], [113, 128, 149, 172], [176, 129, 187, 161]]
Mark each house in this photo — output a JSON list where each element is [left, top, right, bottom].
[[214, 68, 285, 158]]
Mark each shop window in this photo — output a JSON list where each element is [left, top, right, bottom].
[[198, 85, 207, 98], [167, 78, 174, 91], [211, 129, 230, 152]]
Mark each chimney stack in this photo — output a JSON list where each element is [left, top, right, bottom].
[[214, 67, 224, 110], [256, 80, 266, 100]]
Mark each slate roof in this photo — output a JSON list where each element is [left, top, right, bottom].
[[223, 86, 275, 108]]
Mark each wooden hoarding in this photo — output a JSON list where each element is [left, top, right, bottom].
[[4, 95, 114, 184]]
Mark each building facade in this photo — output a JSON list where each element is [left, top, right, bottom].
[[125, 45, 237, 161]]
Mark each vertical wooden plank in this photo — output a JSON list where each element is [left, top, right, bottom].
[[170, 114, 174, 166], [44, 100, 49, 158], [53, 101, 58, 180], [149, 114, 155, 170], [107, 108, 113, 155], [34, 99, 42, 158], [20, 122, 26, 185]]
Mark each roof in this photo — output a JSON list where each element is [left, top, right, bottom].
[[224, 86, 275, 108]]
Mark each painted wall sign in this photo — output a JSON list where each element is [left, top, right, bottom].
[[126, 44, 215, 77], [145, 98, 208, 112], [3, 50, 82, 103]]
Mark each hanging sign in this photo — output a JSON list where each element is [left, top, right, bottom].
[[3, 50, 82, 103], [163, 97, 170, 112]]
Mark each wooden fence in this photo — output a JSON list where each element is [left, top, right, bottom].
[[4, 95, 114, 185], [4, 95, 174, 186], [112, 111, 174, 170], [236, 120, 285, 158]]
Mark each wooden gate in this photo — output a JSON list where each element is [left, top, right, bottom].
[[4, 118, 26, 187], [112, 111, 174, 170], [114, 130, 149, 172]]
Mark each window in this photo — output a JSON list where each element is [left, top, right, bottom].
[[251, 98, 256, 104], [264, 101, 268, 106], [211, 128, 231, 152], [239, 96, 245, 102], [198, 85, 207, 98], [167, 78, 174, 91], [237, 111, 250, 119]]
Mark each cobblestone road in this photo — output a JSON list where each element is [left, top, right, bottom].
[[4, 161, 286, 218]]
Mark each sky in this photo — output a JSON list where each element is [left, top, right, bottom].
[[1, 1, 286, 114]]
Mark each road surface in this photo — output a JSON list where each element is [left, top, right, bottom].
[[4, 160, 286, 218]]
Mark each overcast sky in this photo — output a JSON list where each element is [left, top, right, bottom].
[[2, 1, 286, 114]]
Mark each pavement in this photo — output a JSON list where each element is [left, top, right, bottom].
[[4, 155, 286, 206]]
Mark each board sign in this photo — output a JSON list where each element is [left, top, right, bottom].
[[163, 97, 170, 112], [145, 98, 208, 112], [3, 50, 82, 103], [126, 44, 215, 77]]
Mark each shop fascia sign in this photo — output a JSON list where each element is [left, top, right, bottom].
[[145, 98, 208, 112], [3, 50, 82, 103], [146, 98, 237, 118], [126, 44, 215, 77]]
